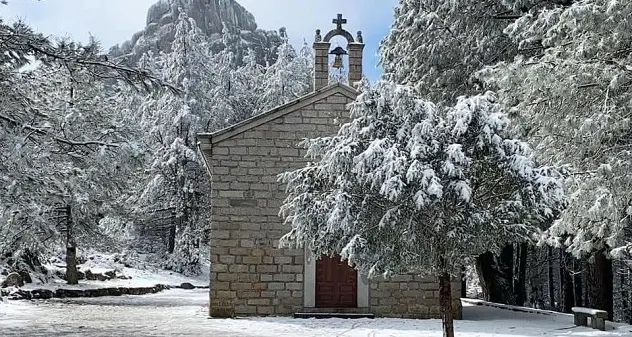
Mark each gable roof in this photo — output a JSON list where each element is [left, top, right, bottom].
[[198, 83, 358, 148]]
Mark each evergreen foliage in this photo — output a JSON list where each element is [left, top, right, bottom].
[[279, 81, 566, 336]]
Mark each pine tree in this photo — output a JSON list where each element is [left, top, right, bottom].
[[296, 39, 315, 90], [206, 44, 241, 128], [135, 10, 213, 275], [279, 81, 566, 337], [230, 48, 265, 122], [478, 0, 632, 318], [379, 0, 532, 304], [0, 13, 162, 260], [379, 0, 518, 105], [259, 28, 312, 112], [0, 35, 149, 277]]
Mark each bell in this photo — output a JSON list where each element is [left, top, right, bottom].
[[332, 54, 344, 69], [329, 46, 347, 70]]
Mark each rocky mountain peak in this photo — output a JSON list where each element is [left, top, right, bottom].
[[110, 0, 282, 66], [146, 0, 257, 35]]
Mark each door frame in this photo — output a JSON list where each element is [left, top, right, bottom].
[[303, 248, 369, 308]]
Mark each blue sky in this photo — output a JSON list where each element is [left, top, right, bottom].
[[0, 0, 397, 81]]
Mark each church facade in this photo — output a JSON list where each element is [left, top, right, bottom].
[[199, 15, 462, 319]]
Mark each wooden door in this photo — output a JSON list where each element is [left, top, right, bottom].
[[315, 255, 357, 308]]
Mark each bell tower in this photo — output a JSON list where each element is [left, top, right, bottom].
[[313, 14, 365, 90]]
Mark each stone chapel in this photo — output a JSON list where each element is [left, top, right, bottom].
[[199, 14, 462, 319]]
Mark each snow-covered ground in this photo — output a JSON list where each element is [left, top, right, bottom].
[[7, 252, 211, 291], [20, 264, 210, 291], [2, 289, 631, 337]]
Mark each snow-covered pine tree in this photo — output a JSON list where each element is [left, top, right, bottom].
[[204, 27, 243, 129], [296, 39, 315, 91], [278, 81, 566, 337], [201, 29, 314, 128], [328, 68, 349, 86], [134, 10, 212, 275], [258, 28, 312, 113], [0, 35, 149, 279], [379, 0, 532, 304], [229, 48, 265, 122], [0, 11, 168, 279], [477, 0, 632, 319], [379, 0, 518, 105]]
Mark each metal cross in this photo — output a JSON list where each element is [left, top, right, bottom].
[[332, 14, 347, 30]]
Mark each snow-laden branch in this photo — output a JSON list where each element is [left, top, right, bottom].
[[0, 113, 120, 149]]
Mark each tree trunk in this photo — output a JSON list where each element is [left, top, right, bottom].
[[461, 267, 467, 298], [587, 249, 614, 320], [574, 257, 583, 307], [515, 243, 528, 306], [562, 267, 574, 312], [439, 272, 455, 337], [548, 246, 555, 309], [620, 271, 629, 324], [64, 205, 78, 285], [625, 268, 632, 325], [561, 251, 574, 313], [628, 271, 632, 325], [500, 244, 514, 295], [476, 246, 516, 304], [66, 246, 78, 285], [168, 224, 176, 254]]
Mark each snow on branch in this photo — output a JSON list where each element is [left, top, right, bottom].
[[278, 80, 567, 279]]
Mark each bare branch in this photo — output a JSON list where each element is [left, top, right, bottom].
[[577, 83, 600, 89], [493, 15, 522, 20]]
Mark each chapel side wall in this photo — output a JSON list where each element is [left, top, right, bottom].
[[209, 93, 354, 317], [370, 275, 463, 319]]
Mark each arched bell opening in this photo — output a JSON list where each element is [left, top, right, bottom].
[[328, 37, 349, 85], [313, 14, 365, 90]]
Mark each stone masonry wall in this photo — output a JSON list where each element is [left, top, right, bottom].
[[371, 275, 462, 319], [208, 90, 462, 318], [209, 93, 353, 317]]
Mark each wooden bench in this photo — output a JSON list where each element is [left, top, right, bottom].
[[571, 307, 608, 331]]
